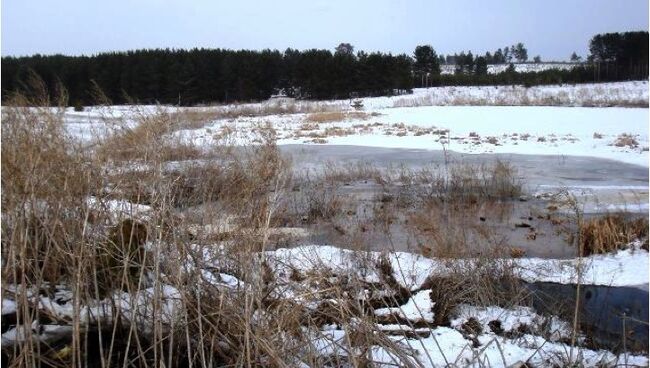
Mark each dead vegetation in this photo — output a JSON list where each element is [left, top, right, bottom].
[[2, 78, 646, 367], [576, 213, 648, 255], [390, 84, 650, 108], [3, 82, 434, 367], [304, 111, 377, 123], [301, 160, 523, 258], [612, 133, 640, 148]]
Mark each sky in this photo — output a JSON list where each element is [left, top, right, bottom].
[[2, 0, 648, 61]]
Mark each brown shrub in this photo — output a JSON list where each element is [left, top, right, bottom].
[[509, 247, 526, 258], [2, 86, 100, 286], [423, 259, 522, 326], [578, 214, 648, 255], [613, 133, 639, 148]]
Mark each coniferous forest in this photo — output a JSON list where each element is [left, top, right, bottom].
[[1, 31, 647, 106]]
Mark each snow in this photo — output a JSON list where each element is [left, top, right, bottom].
[[450, 304, 573, 342], [1, 284, 183, 347], [266, 244, 649, 289], [375, 290, 434, 322], [62, 82, 649, 170], [518, 242, 649, 287], [369, 326, 647, 367], [2, 323, 73, 346], [2, 299, 16, 315], [440, 62, 582, 75], [385, 81, 648, 108], [3, 243, 647, 363], [10, 81, 648, 363], [272, 105, 649, 167], [597, 202, 649, 213], [57, 81, 650, 167], [5, 242, 642, 346], [387, 252, 447, 291], [159, 82, 649, 167], [377, 324, 432, 334], [115, 285, 182, 335], [86, 196, 153, 223]]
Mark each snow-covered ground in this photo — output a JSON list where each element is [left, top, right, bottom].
[[6, 78, 650, 366], [62, 81, 649, 214], [171, 103, 648, 167], [61, 81, 649, 146], [282, 105, 648, 167], [4, 241, 648, 366], [267, 243, 649, 290], [440, 62, 583, 75]]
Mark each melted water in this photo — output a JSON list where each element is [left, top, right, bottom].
[[525, 282, 649, 352]]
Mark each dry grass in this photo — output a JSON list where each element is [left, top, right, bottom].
[[408, 204, 495, 258], [613, 133, 639, 148], [212, 99, 346, 119], [391, 84, 649, 108], [362, 161, 523, 258], [2, 78, 618, 367], [2, 82, 318, 367], [3, 83, 434, 367], [577, 213, 648, 255], [422, 258, 524, 326], [305, 111, 373, 123]]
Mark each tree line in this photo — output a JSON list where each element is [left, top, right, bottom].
[[1, 48, 412, 106], [1, 31, 647, 106], [439, 42, 530, 65], [588, 31, 649, 81]]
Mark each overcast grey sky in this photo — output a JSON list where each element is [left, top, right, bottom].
[[2, 0, 648, 60]]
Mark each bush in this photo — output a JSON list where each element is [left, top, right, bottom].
[[577, 213, 648, 255], [73, 100, 84, 112]]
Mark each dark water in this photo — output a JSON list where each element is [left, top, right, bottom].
[[525, 282, 649, 352]]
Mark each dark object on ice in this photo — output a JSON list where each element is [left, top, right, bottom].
[[488, 320, 504, 334], [351, 99, 364, 110]]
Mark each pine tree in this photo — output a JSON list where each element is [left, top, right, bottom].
[[413, 45, 440, 87], [513, 43, 528, 62], [570, 52, 582, 62], [475, 56, 488, 75]]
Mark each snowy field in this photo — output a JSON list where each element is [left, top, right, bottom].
[[440, 62, 583, 75], [271, 105, 648, 167], [161, 84, 649, 167], [63, 82, 649, 167]]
